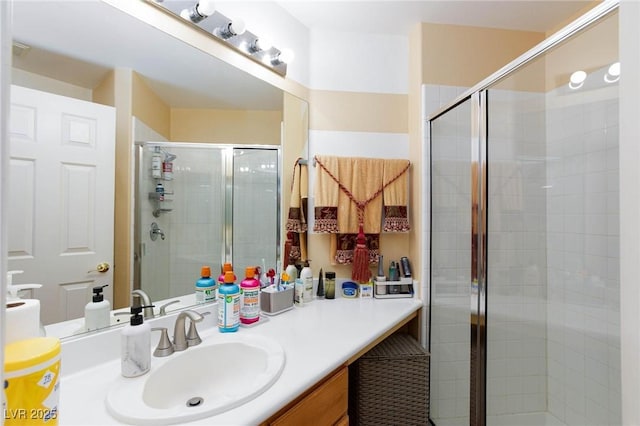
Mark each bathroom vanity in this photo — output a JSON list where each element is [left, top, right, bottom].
[[56, 297, 422, 425]]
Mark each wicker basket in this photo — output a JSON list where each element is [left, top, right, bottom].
[[349, 333, 430, 426]]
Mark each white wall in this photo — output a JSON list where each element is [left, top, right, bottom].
[[215, 1, 311, 87], [619, 2, 640, 424], [308, 29, 408, 93]]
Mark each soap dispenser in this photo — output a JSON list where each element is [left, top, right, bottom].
[[85, 284, 111, 331], [121, 305, 151, 378]]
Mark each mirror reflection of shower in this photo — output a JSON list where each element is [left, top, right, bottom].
[[134, 142, 280, 304]]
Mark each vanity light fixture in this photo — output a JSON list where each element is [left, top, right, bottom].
[[180, 0, 216, 24], [569, 70, 587, 90], [148, 0, 292, 76], [604, 62, 620, 83], [213, 19, 247, 39]]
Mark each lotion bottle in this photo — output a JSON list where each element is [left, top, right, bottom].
[[121, 305, 151, 378], [299, 260, 314, 302], [85, 284, 110, 331]]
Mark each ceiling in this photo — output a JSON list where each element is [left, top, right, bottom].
[[275, 1, 595, 36], [10, 0, 596, 109]]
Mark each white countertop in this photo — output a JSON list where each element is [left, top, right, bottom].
[[57, 296, 423, 425]]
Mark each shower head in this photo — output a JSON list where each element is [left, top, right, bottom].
[[164, 152, 177, 162]]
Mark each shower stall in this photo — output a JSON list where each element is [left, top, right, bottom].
[[428, 3, 620, 426], [134, 142, 280, 303]]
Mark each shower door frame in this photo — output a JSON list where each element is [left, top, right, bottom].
[[426, 1, 620, 424], [133, 142, 281, 294]]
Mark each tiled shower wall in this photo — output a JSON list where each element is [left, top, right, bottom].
[[486, 89, 548, 416], [426, 78, 621, 424], [544, 80, 621, 425], [426, 84, 472, 425]]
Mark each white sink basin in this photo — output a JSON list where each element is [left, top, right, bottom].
[[105, 333, 285, 425]]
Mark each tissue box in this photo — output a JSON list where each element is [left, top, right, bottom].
[[260, 287, 294, 315]]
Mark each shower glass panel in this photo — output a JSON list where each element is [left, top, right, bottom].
[[485, 11, 620, 426], [429, 6, 619, 426], [135, 143, 280, 304], [232, 148, 279, 274], [430, 98, 473, 426], [135, 143, 226, 303]]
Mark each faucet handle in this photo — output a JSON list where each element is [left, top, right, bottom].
[[159, 299, 181, 316], [186, 321, 202, 347], [186, 312, 210, 347], [151, 327, 174, 357]]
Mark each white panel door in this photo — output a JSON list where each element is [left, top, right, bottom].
[[8, 85, 116, 325]]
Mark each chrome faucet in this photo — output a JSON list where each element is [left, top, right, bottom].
[[172, 310, 204, 351], [150, 222, 165, 241], [132, 289, 154, 319]]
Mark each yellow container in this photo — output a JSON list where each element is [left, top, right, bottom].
[[4, 337, 61, 424]]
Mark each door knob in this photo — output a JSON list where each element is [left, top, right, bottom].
[[89, 262, 110, 273]]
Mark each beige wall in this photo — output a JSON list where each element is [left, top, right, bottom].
[[170, 108, 281, 144], [309, 90, 408, 133], [93, 68, 134, 309], [421, 23, 545, 87], [407, 23, 546, 283], [132, 71, 170, 140]]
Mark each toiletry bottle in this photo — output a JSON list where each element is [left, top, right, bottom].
[[218, 262, 235, 286], [389, 261, 399, 281], [325, 272, 336, 299], [121, 305, 151, 378], [155, 182, 164, 201], [400, 256, 412, 277], [218, 271, 240, 332], [294, 278, 305, 306], [85, 284, 111, 331], [316, 268, 325, 299], [195, 266, 216, 304], [240, 266, 260, 324], [151, 146, 162, 179], [300, 260, 314, 302], [285, 258, 298, 284]]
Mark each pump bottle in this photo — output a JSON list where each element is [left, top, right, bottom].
[[85, 284, 110, 331], [121, 305, 151, 377], [299, 260, 314, 302]]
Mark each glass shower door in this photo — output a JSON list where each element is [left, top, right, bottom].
[[430, 98, 473, 426], [485, 10, 620, 425], [232, 147, 279, 274]]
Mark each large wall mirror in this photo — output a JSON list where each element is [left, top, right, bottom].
[[7, 0, 308, 339]]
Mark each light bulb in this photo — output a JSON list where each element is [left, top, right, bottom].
[[229, 19, 246, 36], [278, 48, 295, 64], [254, 38, 272, 52], [605, 62, 620, 83], [608, 62, 620, 77], [179, 8, 191, 20], [568, 70, 587, 90], [196, 0, 216, 17], [570, 70, 587, 85]]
